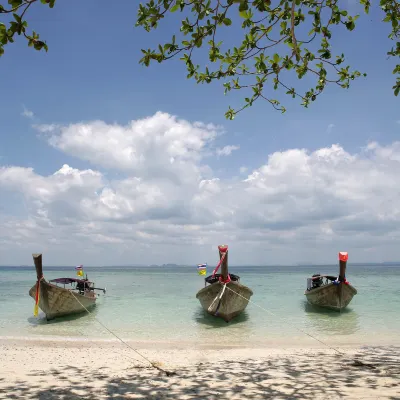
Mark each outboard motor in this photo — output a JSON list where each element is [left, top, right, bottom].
[[76, 281, 84, 294], [311, 274, 323, 289]]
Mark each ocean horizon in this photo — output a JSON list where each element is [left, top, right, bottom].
[[3, 262, 400, 268]]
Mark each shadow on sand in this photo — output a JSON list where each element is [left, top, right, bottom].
[[0, 347, 399, 399]]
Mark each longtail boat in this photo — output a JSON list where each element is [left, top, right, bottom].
[[196, 245, 253, 322], [304, 252, 357, 311], [28, 253, 106, 321]]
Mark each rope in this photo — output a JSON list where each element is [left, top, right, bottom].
[[219, 274, 231, 284], [223, 285, 380, 371], [69, 291, 176, 376]]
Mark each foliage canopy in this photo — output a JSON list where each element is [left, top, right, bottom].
[[1, 0, 399, 118]]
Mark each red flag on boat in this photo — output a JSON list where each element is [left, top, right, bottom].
[[339, 252, 348, 262]]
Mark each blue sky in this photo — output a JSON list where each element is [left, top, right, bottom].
[[0, 0, 399, 266]]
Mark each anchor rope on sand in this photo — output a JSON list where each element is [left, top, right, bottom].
[[69, 291, 176, 376], [223, 285, 381, 372]]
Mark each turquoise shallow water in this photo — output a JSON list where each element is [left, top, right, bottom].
[[0, 265, 399, 346]]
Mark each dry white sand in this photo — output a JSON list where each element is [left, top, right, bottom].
[[0, 338, 399, 399]]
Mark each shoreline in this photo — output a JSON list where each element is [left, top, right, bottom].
[[1, 334, 400, 349], [1, 339, 399, 399], [2, 336, 400, 367]]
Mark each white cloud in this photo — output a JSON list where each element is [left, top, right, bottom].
[[21, 106, 34, 119], [2, 111, 400, 265], [35, 112, 221, 186], [326, 123, 335, 134], [239, 166, 248, 174], [34, 123, 59, 133], [216, 145, 240, 157]]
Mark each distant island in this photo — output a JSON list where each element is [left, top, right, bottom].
[[2, 261, 399, 268], [116, 263, 188, 268]]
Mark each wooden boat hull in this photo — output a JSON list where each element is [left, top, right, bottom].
[[196, 281, 253, 322], [304, 282, 357, 311], [29, 280, 96, 320]]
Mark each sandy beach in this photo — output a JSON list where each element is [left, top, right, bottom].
[[0, 338, 399, 399]]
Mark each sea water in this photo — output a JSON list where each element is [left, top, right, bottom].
[[0, 265, 399, 346]]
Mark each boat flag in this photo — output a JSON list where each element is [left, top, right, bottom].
[[197, 263, 207, 276], [75, 265, 84, 277], [33, 279, 40, 317]]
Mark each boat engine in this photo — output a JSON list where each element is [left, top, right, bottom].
[[311, 274, 323, 289]]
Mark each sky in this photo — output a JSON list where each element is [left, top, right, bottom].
[[0, 0, 399, 266]]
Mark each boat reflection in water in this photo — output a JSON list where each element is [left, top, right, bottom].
[[303, 301, 360, 336]]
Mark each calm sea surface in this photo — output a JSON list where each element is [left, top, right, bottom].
[[0, 265, 399, 346]]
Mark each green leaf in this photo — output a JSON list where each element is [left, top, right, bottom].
[[170, 3, 179, 12], [8, 0, 23, 8], [238, 1, 248, 13], [13, 13, 22, 23], [223, 18, 232, 26]]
